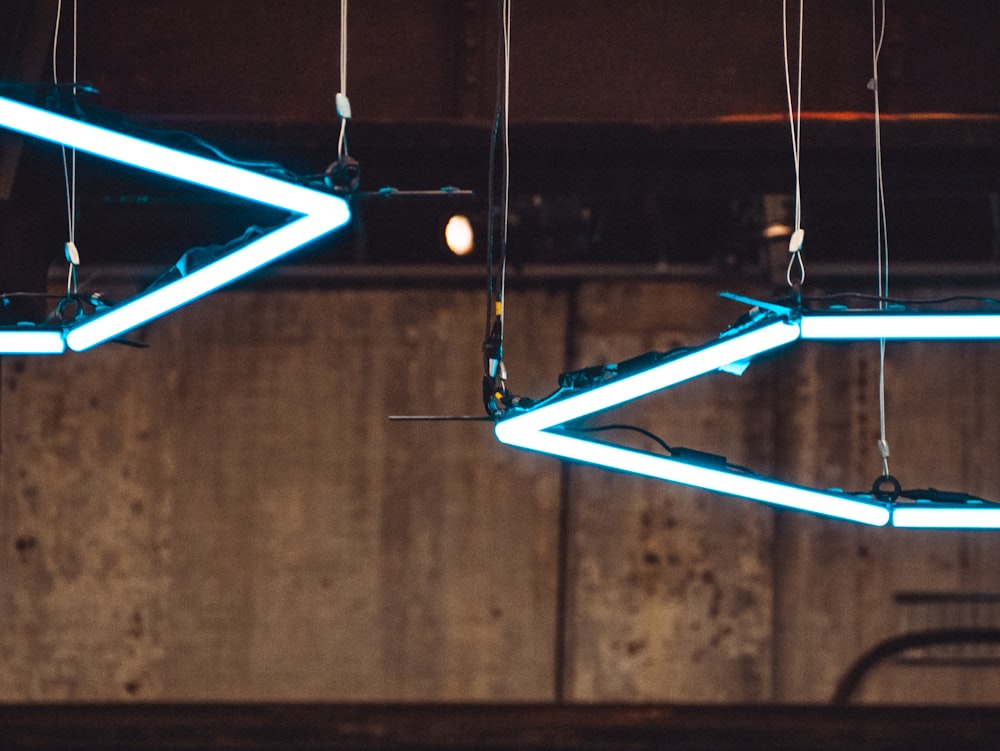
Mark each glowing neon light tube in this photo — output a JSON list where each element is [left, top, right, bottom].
[[497, 429, 890, 525], [891, 505, 1000, 529], [497, 319, 800, 436], [65, 214, 337, 351], [800, 312, 1000, 340], [0, 96, 338, 214], [0, 330, 67, 354]]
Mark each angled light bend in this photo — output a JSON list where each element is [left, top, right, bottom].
[[0, 95, 351, 351], [495, 304, 1000, 528], [493, 316, 898, 525]]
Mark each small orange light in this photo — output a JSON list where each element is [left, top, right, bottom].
[[445, 215, 474, 256]]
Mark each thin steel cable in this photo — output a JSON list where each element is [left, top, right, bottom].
[[337, 0, 349, 159], [483, 0, 505, 346], [481, 0, 512, 410], [872, 0, 890, 478], [782, 0, 805, 288], [54, 0, 80, 295], [499, 0, 510, 320]]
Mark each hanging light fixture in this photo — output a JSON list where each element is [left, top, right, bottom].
[[494, 299, 1000, 529], [0, 94, 351, 352]]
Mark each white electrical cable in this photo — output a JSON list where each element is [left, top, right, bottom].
[[54, 0, 80, 295], [340, 0, 347, 96], [873, 0, 888, 304], [499, 0, 511, 318], [872, 0, 890, 478], [337, 0, 349, 159], [481, 0, 512, 402], [782, 0, 805, 288]]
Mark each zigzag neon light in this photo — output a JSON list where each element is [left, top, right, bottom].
[[495, 305, 1000, 528], [0, 95, 351, 352]]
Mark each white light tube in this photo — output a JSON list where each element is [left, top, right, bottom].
[[0, 330, 67, 354], [498, 430, 890, 525], [0, 97, 339, 214], [65, 214, 337, 351], [892, 505, 1000, 529], [800, 313, 1000, 340], [496, 320, 800, 436]]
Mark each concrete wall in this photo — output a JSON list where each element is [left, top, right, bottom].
[[3, 280, 1000, 703]]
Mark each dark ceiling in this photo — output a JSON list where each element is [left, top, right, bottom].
[[1, 0, 999, 294]]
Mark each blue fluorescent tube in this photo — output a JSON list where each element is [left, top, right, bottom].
[[498, 430, 890, 525], [495, 319, 800, 437], [0, 96, 338, 214], [65, 214, 340, 351], [891, 505, 1000, 529], [0, 330, 67, 354], [800, 312, 1000, 340]]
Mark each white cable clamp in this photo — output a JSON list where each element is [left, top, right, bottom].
[[877, 438, 890, 459], [489, 358, 507, 381], [335, 92, 352, 120], [64, 241, 80, 266], [788, 228, 805, 254]]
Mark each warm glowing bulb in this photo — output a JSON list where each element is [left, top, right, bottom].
[[763, 222, 793, 239], [445, 215, 474, 256]]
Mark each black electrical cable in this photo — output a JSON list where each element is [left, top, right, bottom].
[[565, 424, 673, 454], [127, 124, 301, 182], [481, 0, 512, 414], [562, 423, 764, 478], [483, 19, 503, 346], [831, 628, 1000, 705], [800, 292, 1000, 309]]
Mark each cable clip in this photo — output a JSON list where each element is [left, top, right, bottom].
[[877, 438, 890, 460], [335, 92, 352, 120], [324, 155, 361, 193], [788, 228, 805, 254], [64, 241, 80, 266], [482, 311, 511, 415], [785, 230, 806, 289], [871, 474, 901, 503]]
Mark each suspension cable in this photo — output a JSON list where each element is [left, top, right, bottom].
[[872, 0, 891, 479], [54, 0, 81, 297], [483, 0, 512, 414], [782, 0, 806, 290]]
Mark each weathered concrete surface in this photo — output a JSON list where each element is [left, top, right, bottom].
[[0, 287, 564, 701], [561, 282, 776, 701], [773, 288, 1000, 703], [4, 281, 1000, 703]]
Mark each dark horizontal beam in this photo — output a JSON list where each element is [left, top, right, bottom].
[[62, 260, 1000, 292], [4, 112, 1000, 289], [4, 703, 1000, 751]]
